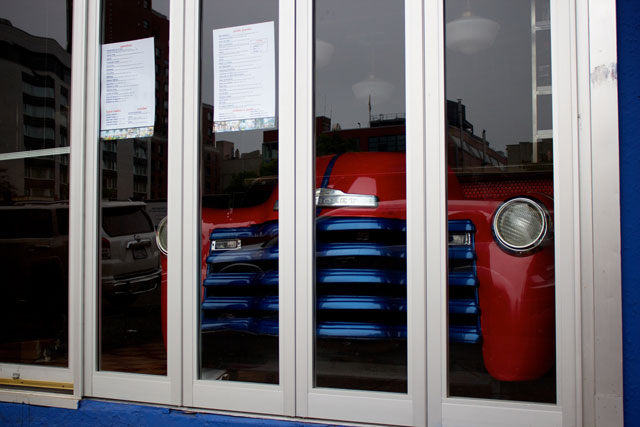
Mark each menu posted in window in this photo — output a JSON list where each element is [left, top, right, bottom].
[[213, 21, 276, 133], [100, 37, 156, 140]]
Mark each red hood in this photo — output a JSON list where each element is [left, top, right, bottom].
[[204, 151, 465, 228]]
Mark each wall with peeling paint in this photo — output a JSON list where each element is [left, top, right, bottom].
[[618, 0, 640, 425]]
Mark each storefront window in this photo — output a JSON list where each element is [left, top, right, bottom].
[[73, 0, 607, 422], [198, 0, 280, 384], [0, 0, 72, 367], [314, 0, 407, 393], [97, 0, 170, 375], [445, 0, 556, 403]]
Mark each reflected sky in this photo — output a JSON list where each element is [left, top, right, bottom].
[[0, 0, 69, 48], [315, 0, 405, 130], [0, 0, 170, 50], [446, 0, 542, 153]]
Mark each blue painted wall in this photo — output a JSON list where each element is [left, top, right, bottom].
[[618, 0, 640, 425]]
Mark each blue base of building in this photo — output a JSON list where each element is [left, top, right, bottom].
[[618, 0, 640, 426], [0, 400, 335, 427]]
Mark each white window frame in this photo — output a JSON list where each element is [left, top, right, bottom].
[[0, 0, 86, 409], [424, 0, 578, 422], [81, 0, 184, 405], [294, 0, 426, 425], [424, 0, 623, 426], [179, 0, 297, 416], [579, 0, 623, 424]]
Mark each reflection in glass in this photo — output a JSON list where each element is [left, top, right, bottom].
[[445, 0, 556, 403], [314, 0, 407, 393], [198, 0, 279, 384], [0, 1, 72, 367], [98, 0, 169, 375]]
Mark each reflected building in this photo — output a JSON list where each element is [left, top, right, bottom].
[[201, 103, 222, 196], [446, 100, 507, 172], [101, 0, 169, 201], [506, 139, 553, 167], [446, 100, 553, 200], [201, 104, 267, 203], [260, 101, 507, 172], [0, 18, 71, 202]]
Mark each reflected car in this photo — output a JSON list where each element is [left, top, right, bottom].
[[157, 151, 555, 382], [101, 201, 161, 304]]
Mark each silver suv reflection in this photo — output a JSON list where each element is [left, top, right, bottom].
[[101, 201, 161, 304]]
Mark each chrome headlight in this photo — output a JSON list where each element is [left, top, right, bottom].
[[492, 197, 549, 255], [156, 216, 168, 256]]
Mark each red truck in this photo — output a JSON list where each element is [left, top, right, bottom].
[[157, 151, 554, 382]]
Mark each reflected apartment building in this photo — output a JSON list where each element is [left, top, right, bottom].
[[101, 0, 169, 203], [0, 18, 70, 203]]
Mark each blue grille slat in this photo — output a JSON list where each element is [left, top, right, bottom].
[[317, 295, 406, 311], [317, 268, 406, 285], [209, 229, 256, 239], [202, 296, 255, 311], [449, 246, 476, 260], [449, 325, 482, 344], [448, 220, 476, 233], [449, 299, 480, 315], [203, 272, 261, 287], [317, 321, 402, 339], [316, 217, 406, 232], [260, 270, 279, 285], [203, 271, 279, 288], [206, 245, 279, 265], [257, 296, 279, 311], [448, 272, 479, 287], [317, 242, 406, 259]]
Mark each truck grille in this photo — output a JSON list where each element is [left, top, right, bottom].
[[202, 218, 480, 344]]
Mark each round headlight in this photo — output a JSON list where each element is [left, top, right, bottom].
[[156, 216, 168, 255], [492, 197, 549, 254]]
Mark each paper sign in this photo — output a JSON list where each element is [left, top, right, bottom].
[[213, 21, 276, 132], [100, 37, 156, 140]]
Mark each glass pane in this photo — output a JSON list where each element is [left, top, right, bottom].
[[198, 0, 279, 384], [314, 0, 407, 392], [98, 0, 170, 375], [445, 0, 556, 402], [0, 1, 72, 367]]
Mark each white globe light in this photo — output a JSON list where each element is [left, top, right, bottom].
[[315, 40, 335, 69], [352, 75, 394, 106], [446, 15, 500, 55]]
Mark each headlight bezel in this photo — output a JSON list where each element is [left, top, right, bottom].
[[156, 216, 168, 256], [492, 196, 551, 256]]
